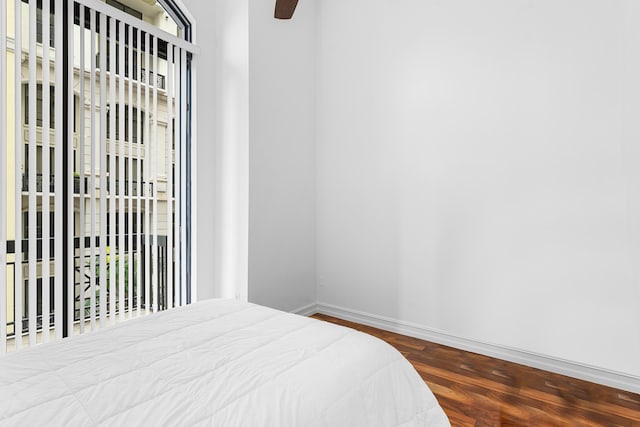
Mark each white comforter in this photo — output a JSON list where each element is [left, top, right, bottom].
[[0, 299, 450, 426]]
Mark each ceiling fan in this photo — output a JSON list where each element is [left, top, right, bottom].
[[274, 0, 299, 19]]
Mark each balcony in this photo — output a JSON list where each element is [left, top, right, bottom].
[[21, 174, 55, 193], [107, 179, 153, 197], [22, 174, 152, 197], [95, 55, 166, 90], [140, 69, 166, 91], [3, 234, 172, 340]]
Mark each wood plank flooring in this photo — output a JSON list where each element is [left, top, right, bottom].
[[312, 314, 640, 427]]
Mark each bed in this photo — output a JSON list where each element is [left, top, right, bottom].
[[0, 299, 450, 426]]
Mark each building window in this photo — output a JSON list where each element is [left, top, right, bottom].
[[22, 83, 79, 131], [36, 1, 56, 48], [23, 84, 55, 128], [106, 0, 143, 20], [106, 104, 145, 143], [22, 145, 56, 192], [23, 212, 55, 240]]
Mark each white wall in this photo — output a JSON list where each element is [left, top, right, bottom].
[[248, 0, 317, 311], [187, 0, 250, 301], [189, 0, 640, 383], [187, 0, 317, 309], [316, 0, 640, 378]]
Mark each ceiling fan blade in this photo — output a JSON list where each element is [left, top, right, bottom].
[[274, 0, 299, 19]]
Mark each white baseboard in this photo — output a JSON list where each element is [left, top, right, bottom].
[[311, 302, 640, 395], [290, 302, 318, 317]]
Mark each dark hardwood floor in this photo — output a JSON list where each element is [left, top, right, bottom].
[[312, 314, 640, 427]]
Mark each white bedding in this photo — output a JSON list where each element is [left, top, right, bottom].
[[0, 299, 449, 426]]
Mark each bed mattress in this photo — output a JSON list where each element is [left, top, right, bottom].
[[0, 299, 450, 426]]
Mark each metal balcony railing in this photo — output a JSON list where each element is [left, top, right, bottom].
[[21, 174, 55, 193], [107, 180, 153, 197], [22, 174, 153, 197], [2, 235, 171, 336], [95, 54, 166, 90], [140, 68, 166, 90]]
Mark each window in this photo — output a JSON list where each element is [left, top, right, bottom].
[[101, 39, 140, 79], [1, 0, 195, 351], [23, 212, 55, 240], [106, 0, 143, 20], [23, 84, 55, 128], [106, 104, 145, 143], [36, 1, 56, 48], [23, 145, 55, 191], [23, 83, 79, 131]]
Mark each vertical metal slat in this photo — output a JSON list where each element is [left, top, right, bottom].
[[118, 19, 125, 321], [127, 23, 133, 318], [0, 0, 7, 354], [27, 0, 37, 346], [151, 35, 158, 313], [179, 48, 187, 306], [89, 8, 97, 330], [175, 48, 182, 307], [98, 11, 107, 327], [66, 0, 75, 337], [78, 3, 86, 334], [108, 15, 116, 324], [13, 0, 23, 348], [166, 44, 173, 310], [41, 0, 52, 342], [135, 28, 142, 316], [173, 49, 180, 307], [190, 53, 197, 304], [143, 31, 150, 315], [54, 0, 64, 340]]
